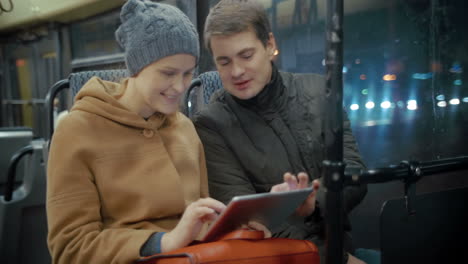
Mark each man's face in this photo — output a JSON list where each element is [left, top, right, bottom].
[[210, 29, 276, 100]]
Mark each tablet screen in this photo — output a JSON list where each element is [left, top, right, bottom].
[[202, 187, 313, 242]]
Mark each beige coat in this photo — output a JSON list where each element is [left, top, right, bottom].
[[46, 77, 208, 264]]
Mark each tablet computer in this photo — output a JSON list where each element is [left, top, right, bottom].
[[202, 187, 313, 242]]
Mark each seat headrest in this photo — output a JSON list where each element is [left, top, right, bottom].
[[69, 69, 128, 98], [198, 71, 224, 104]]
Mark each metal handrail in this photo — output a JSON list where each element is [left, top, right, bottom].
[[4, 145, 34, 202]]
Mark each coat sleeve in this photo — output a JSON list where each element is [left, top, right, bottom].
[[342, 111, 367, 214], [46, 117, 156, 264], [194, 114, 257, 205]]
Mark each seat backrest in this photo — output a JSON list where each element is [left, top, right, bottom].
[[0, 127, 33, 196], [183, 71, 224, 117], [45, 69, 129, 141], [43, 69, 129, 166], [380, 187, 468, 264], [197, 71, 224, 104], [0, 139, 50, 264], [69, 69, 129, 98]]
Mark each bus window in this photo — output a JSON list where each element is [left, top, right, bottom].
[[203, 0, 468, 252]]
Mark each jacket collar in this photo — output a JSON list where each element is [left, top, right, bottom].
[[230, 63, 287, 112]]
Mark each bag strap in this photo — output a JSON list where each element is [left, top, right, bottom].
[[136, 253, 195, 264], [136, 230, 265, 263], [217, 229, 264, 240]]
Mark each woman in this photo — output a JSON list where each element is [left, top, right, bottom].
[[46, 1, 225, 263]]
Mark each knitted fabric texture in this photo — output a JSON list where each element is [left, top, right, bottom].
[[115, 0, 199, 76]]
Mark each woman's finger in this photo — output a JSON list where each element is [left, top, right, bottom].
[[192, 198, 226, 213]]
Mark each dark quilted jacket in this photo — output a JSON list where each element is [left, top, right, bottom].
[[193, 67, 367, 261]]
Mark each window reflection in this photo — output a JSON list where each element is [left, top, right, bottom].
[[70, 0, 196, 65], [70, 12, 122, 60], [252, 0, 467, 167], [206, 0, 468, 251]]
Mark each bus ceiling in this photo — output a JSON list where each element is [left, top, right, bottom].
[[0, 0, 125, 33]]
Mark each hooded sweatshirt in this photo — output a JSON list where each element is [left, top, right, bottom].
[[46, 77, 208, 264]]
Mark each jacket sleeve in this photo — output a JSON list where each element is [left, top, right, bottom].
[[194, 114, 325, 241], [198, 139, 210, 198], [342, 111, 367, 214], [46, 118, 156, 264], [194, 115, 256, 205]]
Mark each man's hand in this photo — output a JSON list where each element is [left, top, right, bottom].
[[241, 221, 272, 238], [270, 172, 320, 217], [348, 253, 367, 264]]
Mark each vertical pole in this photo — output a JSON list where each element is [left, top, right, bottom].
[[0, 46, 5, 126], [324, 0, 345, 263], [196, 0, 214, 74]]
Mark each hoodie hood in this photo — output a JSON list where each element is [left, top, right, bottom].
[[72, 77, 174, 130]]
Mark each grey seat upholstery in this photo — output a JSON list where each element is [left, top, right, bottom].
[[198, 71, 224, 104], [0, 139, 48, 264], [69, 70, 129, 100], [183, 71, 224, 117], [45, 69, 129, 142], [43, 69, 129, 168]]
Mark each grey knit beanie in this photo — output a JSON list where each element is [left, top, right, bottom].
[[115, 0, 199, 76]]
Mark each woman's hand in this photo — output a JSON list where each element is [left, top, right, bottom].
[[161, 198, 226, 252], [270, 172, 320, 217]]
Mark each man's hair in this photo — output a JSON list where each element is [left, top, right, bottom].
[[204, 0, 271, 53]]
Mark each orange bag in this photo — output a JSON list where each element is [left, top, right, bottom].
[[136, 229, 320, 264]]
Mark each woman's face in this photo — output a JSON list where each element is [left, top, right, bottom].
[[132, 54, 196, 117]]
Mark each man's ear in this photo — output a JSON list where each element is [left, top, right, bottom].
[[266, 32, 278, 58]]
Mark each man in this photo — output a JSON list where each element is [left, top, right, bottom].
[[193, 1, 369, 263]]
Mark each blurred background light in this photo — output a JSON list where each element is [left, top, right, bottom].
[[350, 104, 359, 111], [437, 101, 447, 107], [397, 101, 404, 108], [380, 101, 391, 109], [407, 100, 417, 110], [383, 74, 397, 81], [449, 98, 460, 105], [449, 63, 463, 73], [412, 72, 433, 80], [365, 101, 375, 109]]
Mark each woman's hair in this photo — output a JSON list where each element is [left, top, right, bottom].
[[204, 0, 271, 53]]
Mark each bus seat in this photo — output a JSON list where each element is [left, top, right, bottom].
[[69, 70, 129, 99], [380, 186, 468, 264], [45, 69, 128, 142], [0, 127, 34, 196], [43, 70, 128, 170], [197, 71, 224, 104], [183, 71, 224, 117], [0, 139, 50, 264]]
